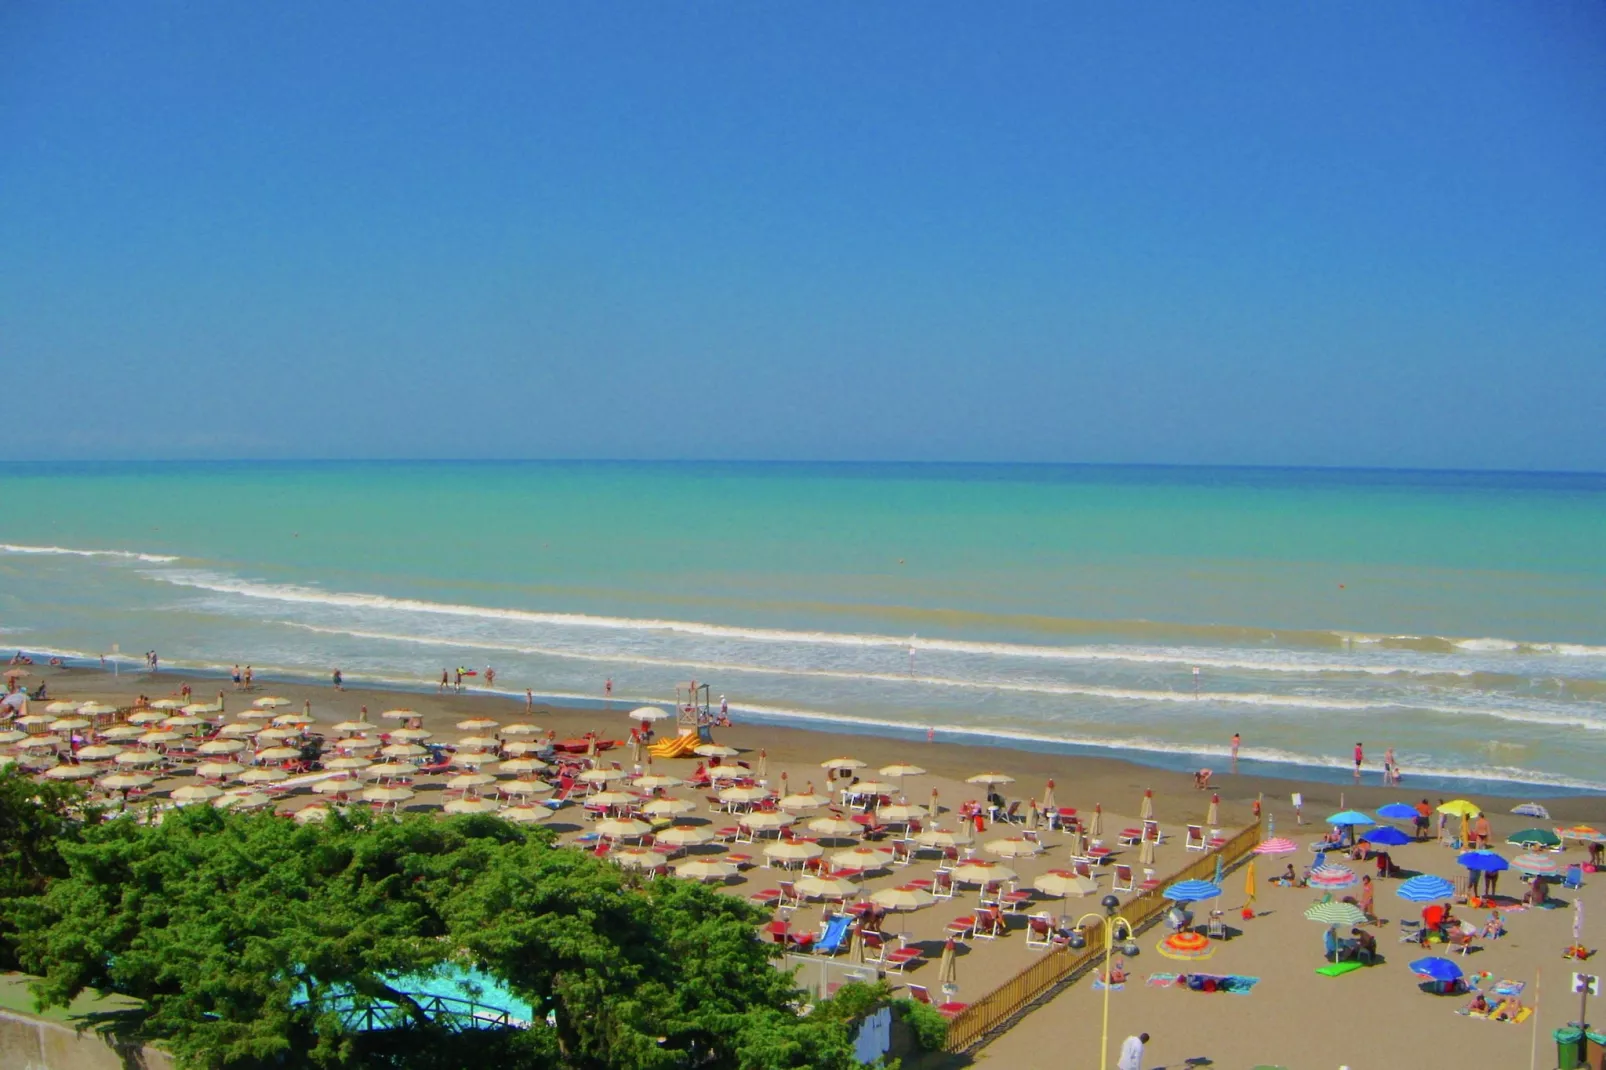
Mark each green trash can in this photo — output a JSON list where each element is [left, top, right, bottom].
[[1556, 1026, 1585, 1070]]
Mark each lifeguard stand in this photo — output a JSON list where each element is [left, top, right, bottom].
[[677, 680, 712, 742]]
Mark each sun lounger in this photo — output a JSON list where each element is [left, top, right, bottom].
[[814, 914, 853, 956]]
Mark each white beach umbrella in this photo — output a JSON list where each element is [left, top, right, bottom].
[[362, 786, 415, 804], [914, 828, 974, 848], [587, 789, 639, 806], [0, 730, 25, 744], [878, 803, 929, 823], [456, 718, 500, 731], [215, 791, 273, 810], [763, 841, 824, 863], [796, 875, 858, 900], [171, 784, 223, 803], [45, 701, 79, 714], [389, 727, 433, 742], [695, 744, 740, 758], [656, 825, 716, 847], [879, 763, 927, 778], [443, 797, 500, 814], [498, 723, 542, 736], [237, 707, 278, 721], [611, 848, 660, 870], [632, 773, 684, 789], [821, 757, 866, 771], [98, 772, 155, 791], [19, 735, 65, 749], [363, 762, 416, 779], [99, 724, 144, 740], [641, 797, 694, 817], [718, 785, 770, 804], [337, 737, 380, 751], [197, 739, 246, 755], [270, 712, 312, 727], [500, 806, 552, 824], [708, 766, 750, 781], [331, 720, 372, 734], [450, 752, 498, 769], [255, 746, 301, 762], [253, 728, 296, 744], [239, 767, 290, 784], [312, 778, 356, 795], [252, 697, 292, 708], [455, 735, 499, 750], [15, 714, 57, 727], [966, 772, 1015, 786], [984, 837, 1044, 859], [871, 886, 937, 911], [595, 817, 652, 838], [148, 699, 187, 710], [779, 791, 832, 810], [500, 740, 544, 756], [831, 845, 894, 868], [673, 858, 738, 881], [499, 779, 552, 796], [380, 708, 417, 720], [293, 805, 331, 824], [77, 702, 118, 716], [323, 756, 372, 772], [499, 757, 549, 774], [381, 743, 427, 758], [127, 711, 167, 725], [161, 715, 204, 729], [579, 768, 628, 784], [51, 717, 93, 732], [630, 706, 671, 721], [740, 811, 795, 830], [75, 744, 125, 761], [196, 761, 246, 779], [448, 772, 497, 791], [42, 764, 99, 781], [137, 731, 182, 745], [114, 750, 163, 766], [847, 780, 894, 795], [808, 816, 863, 838], [951, 860, 1016, 884], [1033, 870, 1099, 898], [215, 722, 259, 738]]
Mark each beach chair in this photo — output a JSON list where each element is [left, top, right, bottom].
[[1207, 910, 1227, 939], [1185, 825, 1206, 852], [1001, 888, 1034, 914], [1207, 827, 1226, 850], [890, 840, 913, 866], [946, 915, 976, 941], [978, 881, 1002, 908], [1564, 865, 1584, 890], [1001, 801, 1021, 824], [1112, 865, 1135, 893], [747, 887, 782, 908], [778, 881, 800, 910], [860, 929, 888, 964], [907, 984, 968, 1019], [1143, 819, 1163, 844], [936, 846, 960, 873], [973, 907, 1004, 940], [1140, 868, 1161, 893], [1026, 914, 1054, 950], [932, 872, 956, 899], [1118, 825, 1144, 846], [1073, 861, 1095, 881], [883, 944, 923, 973]]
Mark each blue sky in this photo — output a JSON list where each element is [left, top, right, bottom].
[[3, 4, 1603, 469]]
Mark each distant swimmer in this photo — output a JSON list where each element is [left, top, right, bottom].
[[1230, 732, 1240, 771], [1192, 666, 1202, 695]]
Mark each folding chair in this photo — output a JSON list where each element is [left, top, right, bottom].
[[1025, 914, 1054, 950], [932, 873, 955, 899], [1111, 865, 1135, 893], [1185, 825, 1206, 852]]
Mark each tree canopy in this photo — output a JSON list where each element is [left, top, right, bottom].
[[2, 784, 868, 1070]]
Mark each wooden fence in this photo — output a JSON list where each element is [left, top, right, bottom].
[[941, 822, 1263, 1053]]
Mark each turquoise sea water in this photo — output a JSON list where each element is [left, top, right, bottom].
[[1, 461, 1603, 792]]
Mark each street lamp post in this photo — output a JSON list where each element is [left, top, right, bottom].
[[1070, 893, 1136, 1070]]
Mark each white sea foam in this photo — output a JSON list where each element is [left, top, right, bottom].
[[0, 543, 179, 564]]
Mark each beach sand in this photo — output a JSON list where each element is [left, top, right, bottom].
[[13, 665, 1603, 1069]]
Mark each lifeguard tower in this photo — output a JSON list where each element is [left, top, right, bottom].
[[677, 680, 712, 742]]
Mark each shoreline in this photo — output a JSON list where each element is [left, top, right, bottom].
[[20, 660, 1600, 820]]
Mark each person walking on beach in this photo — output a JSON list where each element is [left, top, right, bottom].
[[1383, 745, 1396, 785], [525, 688, 533, 712], [1117, 1031, 1149, 1070], [1230, 732, 1240, 771], [1415, 798, 1432, 841], [485, 666, 495, 689], [232, 665, 242, 689], [454, 668, 463, 693], [439, 669, 448, 694], [1352, 742, 1364, 781], [332, 668, 344, 691], [243, 665, 253, 688]]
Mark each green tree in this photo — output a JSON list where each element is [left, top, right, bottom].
[[0, 766, 90, 968]]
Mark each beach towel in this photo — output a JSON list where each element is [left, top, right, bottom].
[[1145, 973, 1180, 988], [1490, 979, 1525, 998], [1458, 1007, 1533, 1024], [1091, 980, 1125, 992], [1316, 962, 1365, 977], [1224, 976, 1261, 995]]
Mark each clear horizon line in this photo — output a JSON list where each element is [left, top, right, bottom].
[[4, 456, 1605, 478]]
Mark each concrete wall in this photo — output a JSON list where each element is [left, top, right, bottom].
[[0, 1010, 171, 1070]]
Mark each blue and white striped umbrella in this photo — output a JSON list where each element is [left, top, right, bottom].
[[1164, 879, 1223, 902], [1397, 874, 1456, 902]]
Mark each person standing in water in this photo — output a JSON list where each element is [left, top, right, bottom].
[[1230, 732, 1240, 772], [439, 669, 448, 694], [1353, 742, 1364, 781]]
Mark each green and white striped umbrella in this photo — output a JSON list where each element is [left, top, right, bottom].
[[1304, 901, 1368, 926]]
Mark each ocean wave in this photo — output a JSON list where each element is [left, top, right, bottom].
[[151, 570, 1606, 678], [0, 543, 179, 564]]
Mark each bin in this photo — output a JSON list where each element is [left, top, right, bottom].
[[1584, 1030, 1606, 1070], [1555, 1026, 1584, 1070]]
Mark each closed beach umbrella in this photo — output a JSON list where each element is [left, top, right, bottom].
[[965, 772, 1014, 786], [1377, 802, 1419, 820], [1361, 827, 1412, 847], [239, 767, 290, 784], [456, 718, 499, 731], [198, 739, 246, 755], [196, 761, 245, 779], [951, 861, 1016, 885], [983, 837, 1043, 859], [657, 825, 715, 847], [1140, 789, 1155, 822], [796, 875, 858, 900], [1089, 804, 1104, 838], [1157, 932, 1214, 960], [674, 858, 738, 882], [742, 811, 794, 831], [1507, 828, 1561, 849], [1206, 793, 1219, 827], [381, 743, 427, 758], [580, 768, 628, 784], [1410, 957, 1463, 983], [879, 763, 926, 778], [1041, 780, 1057, 812], [779, 791, 832, 810], [443, 797, 500, 814], [1457, 851, 1509, 873], [1305, 901, 1368, 926], [629, 706, 670, 722], [1513, 853, 1562, 875], [820, 756, 865, 771], [1164, 879, 1222, 902], [42, 764, 98, 781], [633, 774, 684, 789], [640, 797, 694, 817], [809, 816, 863, 838], [171, 784, 223, 803], [1397, 874, 1456, 902], [252, 697, 291, 709], [831, 845, 893, 868], [1308, 864, 1360, 891], [1254, 837, 1298, 855], [763, 841, 823, 863], [872, 885, 937, 911], [1034, 870, 1098, 898], [938, 939, 958, 986], [594, 817, 651, 838]]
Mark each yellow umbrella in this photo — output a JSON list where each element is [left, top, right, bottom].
[[1242, 858, 1257, 918]]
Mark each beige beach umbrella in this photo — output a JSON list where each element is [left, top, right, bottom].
[[966, 772, 1014, 786], [610, 847, 661, 870], [215, 791, 273, 811], [879, 803, 929, 823], [587, 789, 639, 807], [198, 739, 247, 755], [42, 764, 98, 781], [52, 718, 92, 732], [270, 712, 311, 727], [632, 773, 684, 790], [673, 858, 738, 882], [1139, 789, 1155, 822], [718, 785, 770, 805], [1206, 793, 1220, 828], [1033, 869, 1098, 898], [848, 780, 895, 795], [236, 707, 277, 721], [45, 701, 79, 714], [161, 715, 204, 729], [937, 939, 958, 987], [196, 761, 245, 779], [451, 753, 498, 770], [127, 710, 167, 725], [499, 757, 550, 775], [255, 746, 301, 762], [147, 699, 186, 710], [656, 825, 716, 847], [77, 702, 119, 716], [312, 778, 356, 795], [100, 724, 144, 740], [879, 763, 926, 779], [113, 750, 162, 766], [914, 828, 974, 849], [331, 719, 372, 734], [454, 735, 498, 751], [388, 727, 433, 742], [215, 722, 258, 738], [871, 885, 936, 911], [807, 816, 862, 838], [498, 779, 552, 796], [19, 735, 65, 750], [831, 845, 893, 868], [15, 714, 57, 727], [1139, 836, 1157, 865], [337, 737, 380, 751], [443, 797, 500, 815], [324, 756, 371, 772], [951, 861, 1017, 885], [595, 817, 652, 838], [763, 841, 823, 863], [696, 744, 740, 758], [708, 766, 750, 781], [500, 806, 552, 824], [76, 744, 125, 761], [239, 767, 290, 785], [362, 785, 415, 804], [820, 756, 865, 771], [380, 708, 417, 720], [641, 797, 694, 817], [137, 730, 182, 745], [795, 875, 857, 900], [984, 837, 1044, 859], [448, 772, 497, 791], [98, 772, 155, 791], [253, 697, 292, 709], [254, 728, 296, 744], [381, 743, 427, 758], [171, 784, 223, 803], [499, 723, 543, 736], [456, 717, 500, 732], [579, 768, 628, 784], [779, 791, 832, 810], [0, 729, 26, 744], [629, 706, 671, 722], [363, 762, 415, 779], [501, 740, 544, 756], [1089, 804, 1104, 837], [293, 805, 331, 824], [741, 811, 795, 831]]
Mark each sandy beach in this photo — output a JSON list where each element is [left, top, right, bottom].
[[8, 663, 1603, 1069]]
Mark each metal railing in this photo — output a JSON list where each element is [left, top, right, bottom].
[[941, 823, 1262, 1053]]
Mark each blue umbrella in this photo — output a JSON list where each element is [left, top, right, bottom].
[[1410, 956, 1463, 983], [1377, 802, 1419, 820], [1397, 875, 1456, 902], [1361, 827, 1411, 847], [1164, 879, 1223, 902], [1326, 810, 1374, 827], [1511, 802, 1550, 820], [1458, 851, 1509, 873]]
